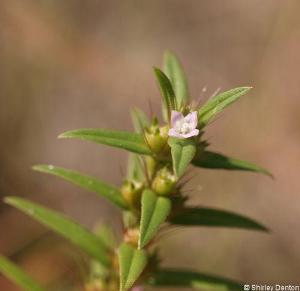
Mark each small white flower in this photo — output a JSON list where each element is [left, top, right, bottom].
[[168, 110, 199, 139]]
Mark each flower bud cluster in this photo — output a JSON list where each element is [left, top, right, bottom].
[[144, 119, 169, 154], [152, 167, 176, 196], [121, 180, 143, 209]]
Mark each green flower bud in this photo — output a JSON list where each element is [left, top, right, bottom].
[[145, 120, 169, 154], [121, 180, 143, 208], [145, 156, 156, 179], [85, 280, 105, 291], [123, 211, 139, 228], [152, 167, 177, 196]]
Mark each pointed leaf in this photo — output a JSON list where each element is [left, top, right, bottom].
[[33, 165, 128, 209], [5, 197, 110, 267], [59, 129, 151, 155], [148, 269, 242, 290], [169, 137, 197, 178], [131, 108, 149, 133], [139, 189, 171, 249], [154, 68, 177, 119], [0, 255, 45, 291], [170, 207, 268, 231], [198, 87, 252, 126], [119, 243, 148, 291], [163, 51, 189, 108], [193, 151, 272, 177]]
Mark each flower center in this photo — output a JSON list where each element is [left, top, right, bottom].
[[175, 119, 193, 134]]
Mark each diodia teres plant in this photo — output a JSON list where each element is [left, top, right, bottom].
[[0, 52, 271, 291]]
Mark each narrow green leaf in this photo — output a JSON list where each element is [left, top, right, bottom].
[[119, 243, 148, 291], [131, 108, 149, 133], [154, 67, 177, 119], [33, 165, 128, 209], [148, 269, 242, 290], [198, 87, 252, 126], [163, 51, 189, 108], [170, 207, 268, 231], [0, 255, 45, 291], [192, 151, 273, 177], [139, 189, 171, 249], [168, 137, 197, 178], [59, 129, 151, 155], [5, 197, 111, 267]]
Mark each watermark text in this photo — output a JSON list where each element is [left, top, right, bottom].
[[244, 285, 300, 291]]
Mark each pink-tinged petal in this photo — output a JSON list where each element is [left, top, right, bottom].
[[132, 287, 143, 291], [168, 128, 184, 138], [171, 110, 184, 127], [181, 129, 199, 138], [184, 111, 198, 129]]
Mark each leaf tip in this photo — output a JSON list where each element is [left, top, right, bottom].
[[240, 86, 253, 95], [58, 130, 77, 139], [163, 49, 174, 60], [163, 49, 180, 61], [3, 196, 16, 206], [32, 164, 47, 172], [153, 67, 160, 75], [250, 219, 270, 233], [163, 49, 172, 55], [57, 132, 68, 139], [265, 227, 272, 233], [256, 223, 270, 233], [265, 171, 274, 179], [257, 166, 273, 179]]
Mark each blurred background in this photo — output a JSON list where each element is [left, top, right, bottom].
[[1, 0, 300, 290]]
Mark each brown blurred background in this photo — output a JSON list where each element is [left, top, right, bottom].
[[1, 0, 300, 290]]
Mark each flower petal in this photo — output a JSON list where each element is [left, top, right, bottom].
[[171, 110, 184, 127], [168, 128, 184, 138], [184, 111, 198, 129], [181, 129, 199, 138]]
